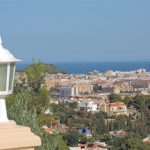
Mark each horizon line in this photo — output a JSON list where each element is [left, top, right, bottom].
[[17, 60, 150, 64]]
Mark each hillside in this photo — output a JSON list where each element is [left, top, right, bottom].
[[21, 63, 67, 74], [44, 64, 67, 74]]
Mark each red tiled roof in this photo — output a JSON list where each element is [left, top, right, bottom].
[[44, 128, 55, 133], [110, 102, 126, 107]]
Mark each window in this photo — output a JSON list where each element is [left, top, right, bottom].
[[9, 63, 15, 90], [0, 64, 7, 91]]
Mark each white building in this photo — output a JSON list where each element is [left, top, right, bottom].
[[109, 102, 127, 116], [59, 86, 78, 98], [78, 100, 98, 112]]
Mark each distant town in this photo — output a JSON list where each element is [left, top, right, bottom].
[[14, 65, 150, 150]]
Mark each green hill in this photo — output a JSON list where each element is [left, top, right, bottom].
[[44, 64, 67, 74], [22, 62, 67, 74]]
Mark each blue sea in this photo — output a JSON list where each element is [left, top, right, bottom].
[[16, 62, 150, 74]]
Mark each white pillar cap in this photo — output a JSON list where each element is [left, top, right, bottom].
[[0, 36, 20, 63]]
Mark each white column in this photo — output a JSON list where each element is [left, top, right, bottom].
[[0, 99, 8, 123]]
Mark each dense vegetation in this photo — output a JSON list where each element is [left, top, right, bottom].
[[7, 62, 68, 150]]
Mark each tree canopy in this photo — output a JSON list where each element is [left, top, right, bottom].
[[6, 61, 69, 150]]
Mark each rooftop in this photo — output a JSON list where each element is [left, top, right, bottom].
[[110, 102, 126, 107]]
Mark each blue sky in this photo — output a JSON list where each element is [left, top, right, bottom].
[[0, 0, 150, 63]]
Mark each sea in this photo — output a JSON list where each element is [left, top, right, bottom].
[[16, 61, 150, 74]]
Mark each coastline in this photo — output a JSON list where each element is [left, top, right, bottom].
[[16, 61, 150, 74]]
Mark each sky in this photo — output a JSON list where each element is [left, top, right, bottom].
[[0, 0, 150, 63]]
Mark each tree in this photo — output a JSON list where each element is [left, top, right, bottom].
[[111, 137, 127, 150], [25, 61, 46, 92], [69, 102, 78, 109], [63, 130, 79, 146], [79, 135, 87, 144], [25, 61, 49, 114], [6, 61, 69, 150], [95, 111, 108, 119], [37, 114, 52, 127], [7, 89, 69, 150], [123, 96, 133, 107], [115, 115, 127, 130], [94, 119, 108, 134], [109, 93, 122, 103], [110, 136, 150, 150], [126, 137, 150, 150], [30, 87, 49, 114], [132, 94, 150, 135]]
